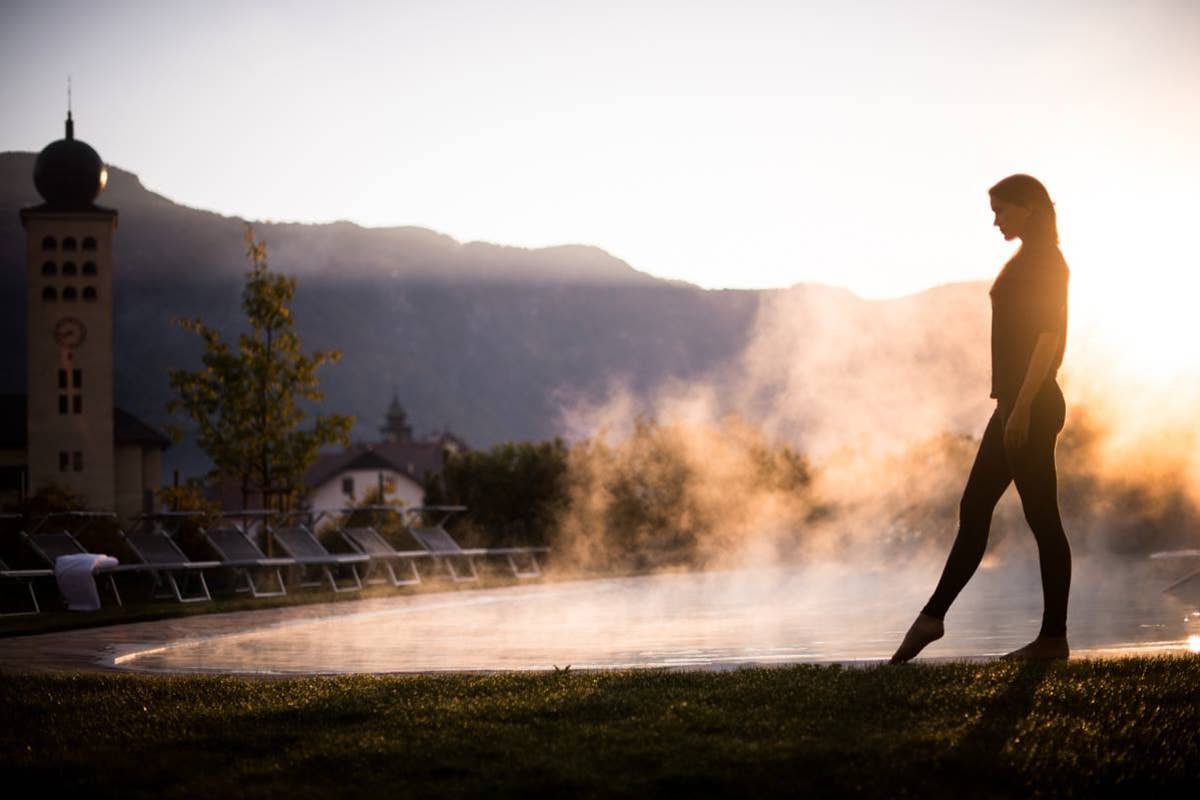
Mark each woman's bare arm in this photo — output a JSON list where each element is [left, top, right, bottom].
[[1004, 331, 1062, 453]]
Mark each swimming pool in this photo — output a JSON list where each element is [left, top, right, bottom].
[[117, 560, 1200, 674]]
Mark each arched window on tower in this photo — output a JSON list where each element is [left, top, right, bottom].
[[62, 237, 77, 252], [82, 261, 97, 276], [42, 236, 56, 251], [82, 237, 97, 251], [42, 286, 57, 301], [62, 287, 77, 301], [62, 261, 77, 276], [42, 261, 57, 276], [83, 287, 97, 301]]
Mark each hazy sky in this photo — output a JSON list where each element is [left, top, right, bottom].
[[2, 0, 1197, 297]]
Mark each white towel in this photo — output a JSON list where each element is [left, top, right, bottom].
[[54, 554, 119, 611]]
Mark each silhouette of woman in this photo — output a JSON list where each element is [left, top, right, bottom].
[[891, 174, 1072, 663]]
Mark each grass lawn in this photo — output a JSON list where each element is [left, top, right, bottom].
[[3, 658, 1198, 798]]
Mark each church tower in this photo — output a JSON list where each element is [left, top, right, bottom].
[[20, 111, 117, 508]]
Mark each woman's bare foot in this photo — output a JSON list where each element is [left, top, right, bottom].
[[889, 613, 944, 664], [1002, 635, 1069, 660]]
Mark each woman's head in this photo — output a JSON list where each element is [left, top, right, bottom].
[[989, 174, 1058, 245]]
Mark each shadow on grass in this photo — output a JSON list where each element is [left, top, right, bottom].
[[944, 660, 1051, 791]]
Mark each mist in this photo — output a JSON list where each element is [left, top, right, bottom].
[[550, 274, 1200, 581]]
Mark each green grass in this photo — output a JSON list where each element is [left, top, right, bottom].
[[3, 658, 1198, 797]]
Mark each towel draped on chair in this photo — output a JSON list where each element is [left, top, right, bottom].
[[54, 553, 119, 611]]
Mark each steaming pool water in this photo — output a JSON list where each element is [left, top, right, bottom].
[[118, 561, 1200, 674]]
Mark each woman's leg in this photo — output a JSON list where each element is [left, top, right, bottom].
[[1010, 393, 1071, 639], [891, 409, 1012, 663], [921, 409, 1014, 620]]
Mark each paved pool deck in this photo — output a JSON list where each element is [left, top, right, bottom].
[[0, 595, 423, 674]]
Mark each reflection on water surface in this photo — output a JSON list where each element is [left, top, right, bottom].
[[122, 560, 1200, 674]]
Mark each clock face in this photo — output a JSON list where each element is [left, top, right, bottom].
[[53, 317, 87, 348]]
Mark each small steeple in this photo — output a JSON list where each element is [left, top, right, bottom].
[[66, 76, 74, 140], [380, 390, 414, 443]]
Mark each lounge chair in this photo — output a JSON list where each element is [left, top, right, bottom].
[[271, 526, 368, 593], [338, 527, 428, 587], [0, 557, 52, 616], [403, 507, 483, 582], [483, 544, 549, 579], [21, 530, 147, 606], [203, 527, 291, 598], [120, 530, 220, 603], [404, 506, 550, 581]]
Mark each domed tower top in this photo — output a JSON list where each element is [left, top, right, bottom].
[[33, 111, 108, 210]]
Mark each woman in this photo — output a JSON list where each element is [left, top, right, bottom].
[[891, 174, 1072, 663]]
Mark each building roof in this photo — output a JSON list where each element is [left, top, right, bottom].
[[113, 407, 172, 448], [305, 439, 453, 489], [0, 395, 169, 450]]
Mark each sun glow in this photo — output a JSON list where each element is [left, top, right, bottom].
[[1066, 190, 1200, 387], [1059, 188, 1200, 500]]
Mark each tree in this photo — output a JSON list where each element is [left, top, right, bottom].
[[168, 226, 353, 511], [424, 439, 570, 548]]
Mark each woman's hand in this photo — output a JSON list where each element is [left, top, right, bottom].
[[1004, 404, 1031, 455]]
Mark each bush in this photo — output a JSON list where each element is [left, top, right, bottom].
[[424, 439, 570, 549]]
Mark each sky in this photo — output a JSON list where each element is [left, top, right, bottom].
[[1, 0, 1198, 298]]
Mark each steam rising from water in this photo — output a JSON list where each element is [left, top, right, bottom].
[[123, 256, 1200, 672], [555, 270, 1200, 575]]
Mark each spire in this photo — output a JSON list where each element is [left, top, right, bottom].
[[380, 390, 414, 442], [65, 76, 74, 140]]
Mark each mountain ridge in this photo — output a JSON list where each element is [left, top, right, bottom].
[[1, 151, 987, 479]]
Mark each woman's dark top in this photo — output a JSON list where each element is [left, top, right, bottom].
[[988, 242, 1069, 402]]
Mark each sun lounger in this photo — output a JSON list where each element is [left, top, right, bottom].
[[338, 527, 428, 587], [482, 545, 549, 579], [271, 526, 368, 593], [120, 530, 220, 603], [203, 527, 291, 598], [404, 508, 483, 582], [0, 557, 52, 616], [404, 506, 549, 581], [21, 530, 149, 607]]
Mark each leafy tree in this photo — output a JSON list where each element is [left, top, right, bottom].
[[168, 226, 353, 511], [4, 482, 88, 517], [424, 439, 570, 548], [559, 417, 817, 571]]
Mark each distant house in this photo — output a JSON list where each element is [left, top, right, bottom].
[[303, 395, 467, 513]]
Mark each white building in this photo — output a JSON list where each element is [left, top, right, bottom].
[[304, 435, 463, 513]]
